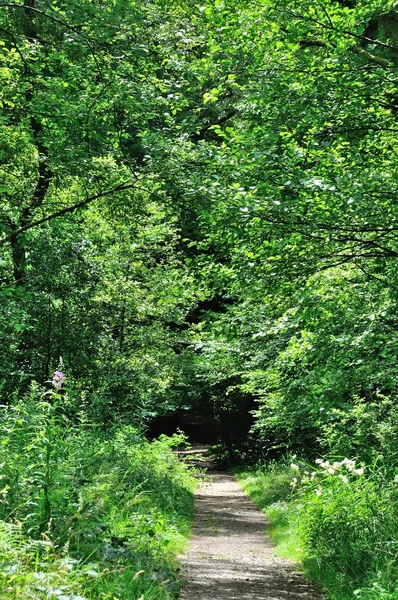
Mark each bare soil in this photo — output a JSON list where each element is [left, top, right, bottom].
[[178, 453, 325, 600]]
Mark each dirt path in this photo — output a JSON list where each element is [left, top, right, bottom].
[[179, 467, 325, 600]]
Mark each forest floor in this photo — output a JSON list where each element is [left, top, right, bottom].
[[178, 448, 325, 600]]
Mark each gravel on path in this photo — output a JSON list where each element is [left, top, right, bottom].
[[179, 469, 325, 600]]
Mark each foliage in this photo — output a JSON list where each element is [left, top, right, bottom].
[[238, 459, 303, 563], [0, 383, 196, 599], [239, 456, 398, 600], [2, 0, 398, 595]]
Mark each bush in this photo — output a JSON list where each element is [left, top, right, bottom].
[[0, 382, 197, 599], [239, 456, 398, 600], [297, 459, 398, 598]]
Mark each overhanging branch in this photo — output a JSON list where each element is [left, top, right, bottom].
[[0, 2, 82, 32], [0, 181, 137, 246]]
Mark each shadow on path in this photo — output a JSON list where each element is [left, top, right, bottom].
[[179, 469, 325, 600]]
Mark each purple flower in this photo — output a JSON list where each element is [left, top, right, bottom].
[[52, 370, 66, 390]]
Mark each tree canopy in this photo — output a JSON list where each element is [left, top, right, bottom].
[[1, 0, 398, 458]]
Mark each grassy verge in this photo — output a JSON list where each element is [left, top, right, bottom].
[[237, 456, 398, 600], [0, 385, 197, 599], [237, 461, 301, 563]]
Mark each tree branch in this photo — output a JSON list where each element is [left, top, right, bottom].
[[280, 9, 394, 68], [0, 2, 105, 78], [279, 7, 398, 52], [353, 261, 392, 288], [296, 37, 391, 68], [192, 109, 236, 142], [0, 182, 137, 246], [349, 44, 390, 68], [0, 2, 82, 32]]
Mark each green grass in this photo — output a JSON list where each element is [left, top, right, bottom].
[[237, 456, 398, 600], [0, 385, 197, 600], [237, 461, 302, 563]]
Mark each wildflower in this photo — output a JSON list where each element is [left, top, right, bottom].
[[290, 463, 299, 471], [315, 458, 322, 464], [52, 370, 66, 390], [289, 477, 298, 488], [320, 461, 330, 468], [354, 467, 364, 476], [77, 492, 84, 512], [393, 474, 398, 484], [339, 475, 349, 484], [315, 488, 322, 496], [311, 472, 317, 481], [342, 458, 356, 471], [327, 467, 335, 475]]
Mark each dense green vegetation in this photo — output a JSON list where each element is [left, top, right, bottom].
[[239, 456, 398, 599], [0, 382, 196, 599], [1, 0, 398, 598]]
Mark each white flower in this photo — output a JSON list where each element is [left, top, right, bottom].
[[327, 468, 335, 475], [290, 477, 298, 488], [321, 461, 330, 468], [290, 463, 299, 471], [311, 472, 317, 480], [342, 458, 356, 471], [315, 488, 322, 496], [315, 458, 322, 464], [354, 467, 364, 476], [339, 475, 349, 484], [393, 474, 398, 484]]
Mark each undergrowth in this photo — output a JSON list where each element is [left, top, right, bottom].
[[0, 382, 197, 599], [238, 455, 398, 600]]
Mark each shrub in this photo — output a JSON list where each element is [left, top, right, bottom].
[[239, 456, 398, 599], [292, 458, 398, 598], [0, 382, 197, 599]]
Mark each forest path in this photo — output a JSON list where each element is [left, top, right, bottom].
[[179, 461, 324, 600]]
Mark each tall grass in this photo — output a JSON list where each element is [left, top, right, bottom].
[[238, 455, 398, 600], [0, 382, 197, 599]]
